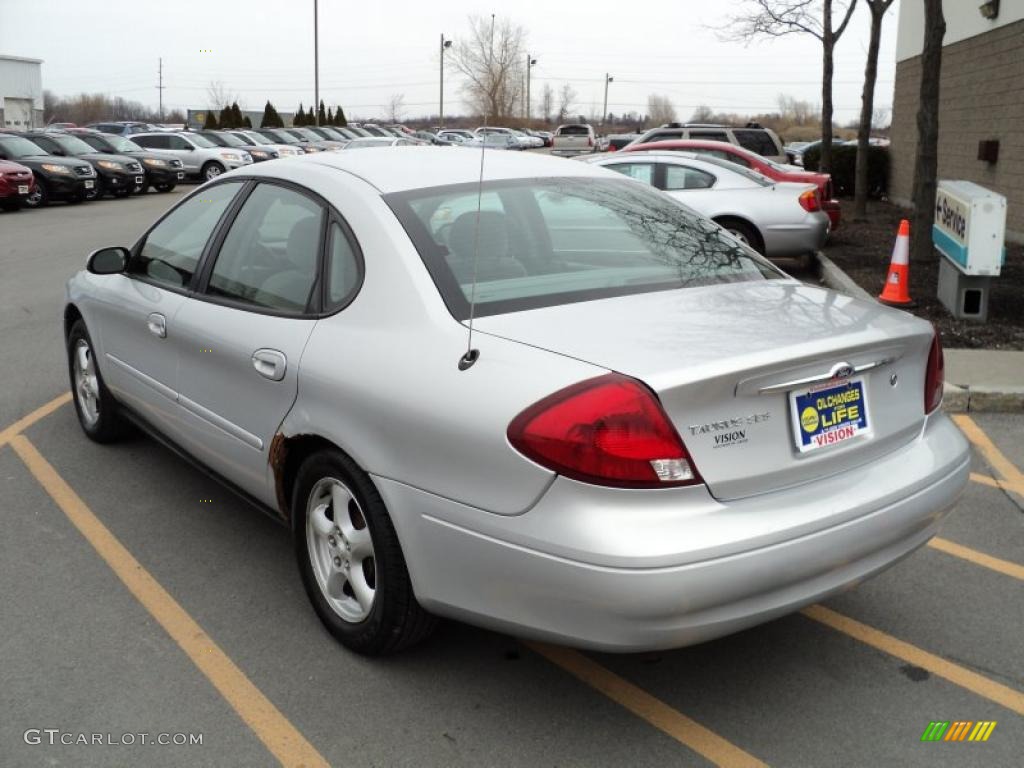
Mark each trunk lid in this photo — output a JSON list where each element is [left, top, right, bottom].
[[475, 280, 934, 500]]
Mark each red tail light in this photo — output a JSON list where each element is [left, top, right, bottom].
[[798, 189, 821, 212], [507, 373, 702, 488], [924, 331, 944, 414], [588, 137, 594, 147]]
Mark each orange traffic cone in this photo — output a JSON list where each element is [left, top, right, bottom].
[[878, 219, 916, 307]]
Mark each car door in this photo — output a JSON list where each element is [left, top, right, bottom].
[[162, 134, 200, 172], [168, 181, 328, 503], [88, 182, 244, 437], [657, 163, 718, 214]]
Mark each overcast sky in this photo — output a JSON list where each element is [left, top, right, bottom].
[[0, 0, 900, 123]]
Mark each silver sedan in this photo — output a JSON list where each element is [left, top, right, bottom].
[[585, 151, 830, 257], [64, 147, 969, 655]]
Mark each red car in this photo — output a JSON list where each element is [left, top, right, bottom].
[[623, 139, 840, 229], [0, 158, 36, 211]]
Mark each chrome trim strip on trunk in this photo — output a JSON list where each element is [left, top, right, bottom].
[[757, 357, 897, 395]]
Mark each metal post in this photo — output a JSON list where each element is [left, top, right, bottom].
[[525, 54, 531, 122], [603, 73, 613, 125], [314, 0, 319, 125], [157, 58, 164, 121]]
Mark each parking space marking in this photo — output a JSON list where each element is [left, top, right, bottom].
[[927, 537, 1024, 580], [0, 392, 71, 448], [802, 605, 1024, 716], [954, 414, 1024, 497], [970, 472, 1000, 489], [8, 434, 329, 768], [526, 641, 768, 768]]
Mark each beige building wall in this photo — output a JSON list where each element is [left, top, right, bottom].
[[890, 19, 1024, 241]]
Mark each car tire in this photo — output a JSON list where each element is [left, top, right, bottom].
[[24, 180, 48, 208], [66, 319, 127, 443], [715, 217, 765, 255], [292, 449, 436, 655], [201, 162, 225, 182], [154, 183, 176, 193]]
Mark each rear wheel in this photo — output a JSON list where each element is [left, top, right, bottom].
[[715, 217, 764, 255], [292, 449, 436, 655], [66, 319, 127, 442]]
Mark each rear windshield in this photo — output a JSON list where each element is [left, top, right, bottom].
[[558, 125, 591, 136], [386, 177, 781, 319], [733, 129, 779, 157]]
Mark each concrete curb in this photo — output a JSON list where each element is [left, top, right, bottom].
[[811, 251, 1024, 413]]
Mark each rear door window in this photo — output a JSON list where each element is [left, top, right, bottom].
[[734, 129, 779, 156]]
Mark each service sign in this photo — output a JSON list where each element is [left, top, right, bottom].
[[934, 187, 969, 250], [791, 379, 869, 454]]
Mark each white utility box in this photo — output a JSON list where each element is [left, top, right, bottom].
[[932, 180, 1006, 276]]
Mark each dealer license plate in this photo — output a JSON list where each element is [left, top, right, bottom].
[[791, 378, 869, 453], [18, 185, 29, 194], [176, 172, 185, 179], [84, 180, 94, 189], [135, 176, 144, 184]]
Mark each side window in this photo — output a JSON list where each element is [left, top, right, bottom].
[[693, 148, 751, 168], [734, 129, 779, 157], [170, 136, 191, 150], [647, 130, 683, 143], [663, 165, 716, 191], [325, 221, 361, 311], [607, 162, 655, 185], [141, 135, 168, 149], [687, 131, 729, 142], [206, 184, 325, 313], [130, 182, 243, 289]]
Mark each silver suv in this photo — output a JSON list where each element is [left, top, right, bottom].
[[627, 123, 786, 163], [132, 132, 253, 181]]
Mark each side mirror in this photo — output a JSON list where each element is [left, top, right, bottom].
[[86, 246, 129, 275]]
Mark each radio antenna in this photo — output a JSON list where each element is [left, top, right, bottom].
[[459, 12, 496, 372]]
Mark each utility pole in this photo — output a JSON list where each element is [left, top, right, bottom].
[[314, 0, 320, 125], [602, 73, 613, 125], [157, 57, 165, 121], [525, 54, 537, 122], [440, 34, 452, 128]]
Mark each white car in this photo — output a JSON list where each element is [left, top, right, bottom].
[[586, 151, 829, 257], [132, 132, 253, 181], [511, 129, 543, 149], [227, 130, 306, 159]]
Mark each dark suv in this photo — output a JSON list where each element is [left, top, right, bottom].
[[0, 133, 97, 207], [71, 130, 185, 192], [21, 131, 146, 197]]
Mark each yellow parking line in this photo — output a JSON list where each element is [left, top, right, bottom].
[[970, 472, 1000, 489], [802, 605, 1024, 716], [527, 641, 768, 768], [927, 537, 1024, 581], [953, 414, 1024, 497], [0, 392, 71, 448], [9, 434, 328, 768]]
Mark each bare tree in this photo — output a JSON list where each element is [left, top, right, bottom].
[[387, 93, 406, 123], [776, 93, 818, 125], [557, 83, 577, 123], [853, 0, 896, 220], [910, 0, 945, 263], [646, 94, 677, 125], [722, 1, 859, 173], [449, 15, 527, 119], [206, 80, 238, 111], [540, 83, 554, 124], [690, 104, 715, 123]]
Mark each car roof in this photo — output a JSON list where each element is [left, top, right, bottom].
[[628, 139, 750, 155], [302, 145, 614, 193]]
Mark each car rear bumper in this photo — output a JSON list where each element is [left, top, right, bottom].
[[763, 213, 830, 257], [377, 412, 969, 652], [823, 199, 841, 229]]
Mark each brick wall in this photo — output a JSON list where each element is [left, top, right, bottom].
[[890, 19, 1024, 241]]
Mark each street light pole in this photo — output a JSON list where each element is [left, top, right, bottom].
[[525, 54, 537, 122], [440, 34, 452, 128], [603, 73, 614, 125], [314, 0, 319, 125]]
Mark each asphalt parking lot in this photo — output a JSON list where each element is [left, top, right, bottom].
[[1, 189, 1022, 767]]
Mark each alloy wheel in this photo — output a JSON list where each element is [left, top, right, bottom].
[[73, 338, 100, 427], [305, 477, 376, 623]]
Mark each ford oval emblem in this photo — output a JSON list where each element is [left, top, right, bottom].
[[831, 362, 855, 379]]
